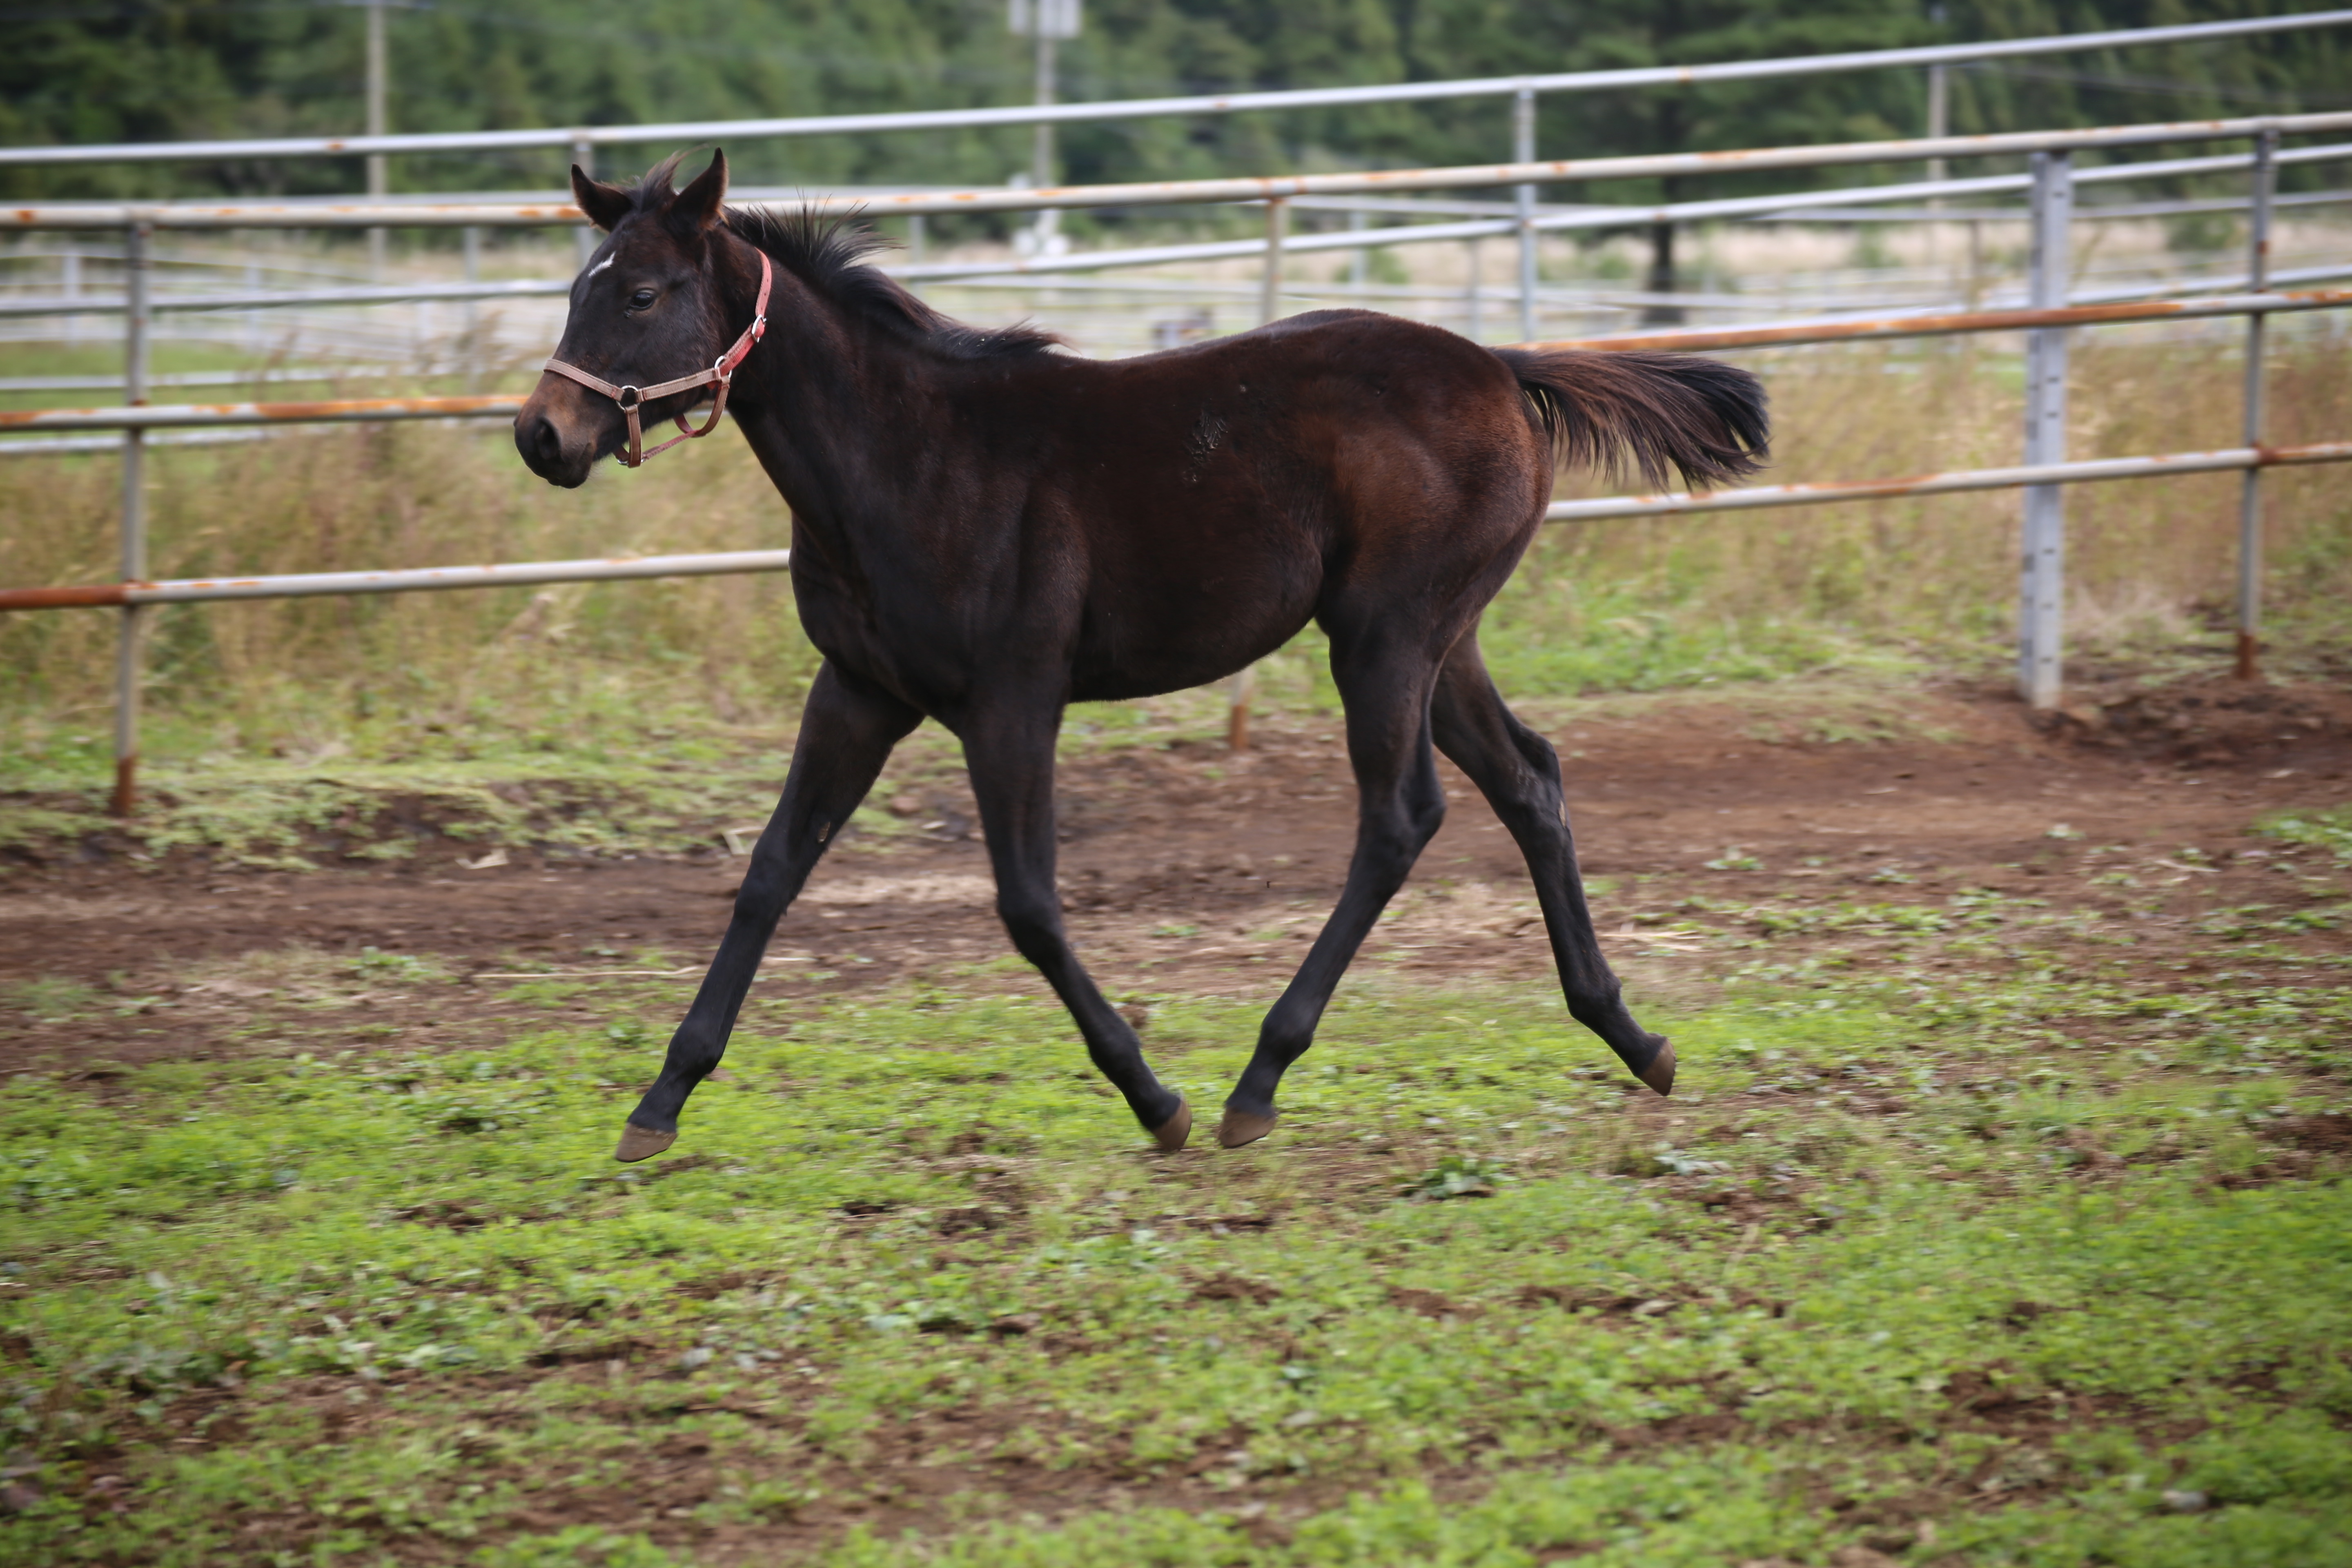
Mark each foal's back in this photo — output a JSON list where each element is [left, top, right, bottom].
[[1020, 310, 1552, 701]]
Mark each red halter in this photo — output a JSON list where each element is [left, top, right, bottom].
[[542, 248, 772, 468]]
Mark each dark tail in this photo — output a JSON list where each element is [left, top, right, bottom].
[[1492, 347, 1768, 490]]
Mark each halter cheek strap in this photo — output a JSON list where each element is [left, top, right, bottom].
[[542, 249, 773, 468]]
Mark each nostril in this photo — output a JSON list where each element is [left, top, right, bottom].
[[519, 414, 561, 468]]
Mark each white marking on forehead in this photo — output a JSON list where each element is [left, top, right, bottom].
[[587, 256, 615, 276]]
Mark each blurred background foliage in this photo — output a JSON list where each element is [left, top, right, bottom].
[[1, 0, 2347, 204]]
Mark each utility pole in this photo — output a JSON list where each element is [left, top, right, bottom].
[[1642, 96, 1684, 327], [1926, 63, 1949, 193], [365, 0, 388, 280], [1925, 3, 1950, 204], [1513, 87, 1537, 341], [1642, 216, 1681, 326], [1010, 0, 1079, 255]]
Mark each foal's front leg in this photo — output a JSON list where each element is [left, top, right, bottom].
[[616, 663, 920, 1161], [959, 698, 1192, 1151]]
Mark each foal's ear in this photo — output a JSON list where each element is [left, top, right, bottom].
[[570, 165, 634, 233], [667, 149, 730, 235]]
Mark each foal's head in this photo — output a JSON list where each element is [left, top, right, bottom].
[[516, 149, 748, 488]]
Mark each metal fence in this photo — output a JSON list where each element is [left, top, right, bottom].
[[3, 32, 2350, 813], [10, 7, 2352, 335]]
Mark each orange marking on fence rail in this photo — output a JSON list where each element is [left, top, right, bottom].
[[0, 583, 129, 610]]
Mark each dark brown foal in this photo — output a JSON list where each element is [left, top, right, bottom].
[[513, 151, 1765, 1159]]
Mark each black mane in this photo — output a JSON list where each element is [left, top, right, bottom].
[[729, 209, 1060, 363], [615, 153, 1056, 363]]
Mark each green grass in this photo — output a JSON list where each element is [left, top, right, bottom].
[[3, 890, 2349, 1565], [2259, 804, 2352, 866]]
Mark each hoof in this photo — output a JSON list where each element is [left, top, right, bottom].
[[614, 1122, 677, 1163], [1217, 1107, 1279, 1149], [1150, 1096, 1193, 1154], [1637, 1038, 1677, 1097]]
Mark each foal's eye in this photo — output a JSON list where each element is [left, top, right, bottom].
[[628, 287, 658, 310]]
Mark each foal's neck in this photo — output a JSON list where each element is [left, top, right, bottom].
[[722, 244, 996, 543]]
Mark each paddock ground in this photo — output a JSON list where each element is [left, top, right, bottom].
[[9, 672, 2349, 1038], [1, 671, 2348, 1566]]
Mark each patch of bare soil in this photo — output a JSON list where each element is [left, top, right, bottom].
[[4, 675, 2348, 1077], [2035, 668, 2352, 765]]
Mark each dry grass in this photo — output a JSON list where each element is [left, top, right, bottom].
[[1523, 330, 2352, 658], [0, 420, 812, 759], [2, 334, 2348, 764]]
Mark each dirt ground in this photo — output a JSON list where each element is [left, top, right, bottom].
[[5, 671, 2347, 1075]]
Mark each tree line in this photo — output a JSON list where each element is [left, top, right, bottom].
[[1, 0, 2342, 208]]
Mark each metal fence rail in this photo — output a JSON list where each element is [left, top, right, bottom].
[[0, 549, 796, 610], [10, 289, 2345, 437], [0, 428, 325, 458], [13, 112, 2352, 233], [8, 441, 2346, 616], [0, 278, 569, 320], [5, 165, 2350, 306], [0, 393, 525, 432], [1542, 441, 2352, 522], [3, 112, 2342, 373]]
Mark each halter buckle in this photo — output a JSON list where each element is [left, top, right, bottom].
[[615, 385, 643, 411]]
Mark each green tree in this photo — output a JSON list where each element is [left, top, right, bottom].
[[0, 0, 2340, 205]]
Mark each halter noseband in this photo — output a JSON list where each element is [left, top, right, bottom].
[[542, 248, 773, 468]]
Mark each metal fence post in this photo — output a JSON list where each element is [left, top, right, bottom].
[[1232, 183, 1277, 742], [2235, 125, 2278, 681], [2018, 150, 2073, 710], [1233, 194, 1288, 739], [111, 219, 153, 818], [460, 225, 485, 388], [365, 0, 388, 281], [1926, 61, 1949, 196], [1259, 197, 1287, 325], [1224, 662, 1257, 751], [1465, 236, 1484, 340], [62, 249, 82, 345], [1348, 209, 1368, 289], [244, 261, 263, 354], [571, 134, 597, 269], [1029, 13, 1061, 258], [1514, 86, 1537, 341]]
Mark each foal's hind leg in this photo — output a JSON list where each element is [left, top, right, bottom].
[[617, 662, 920, 1161], [1429, 636, 1673, 1093], [959, 695, 1192, 1152], [1220, 637, 1449, 1147]]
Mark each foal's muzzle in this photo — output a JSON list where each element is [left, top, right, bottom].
[[512, 376, 605, 488]]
